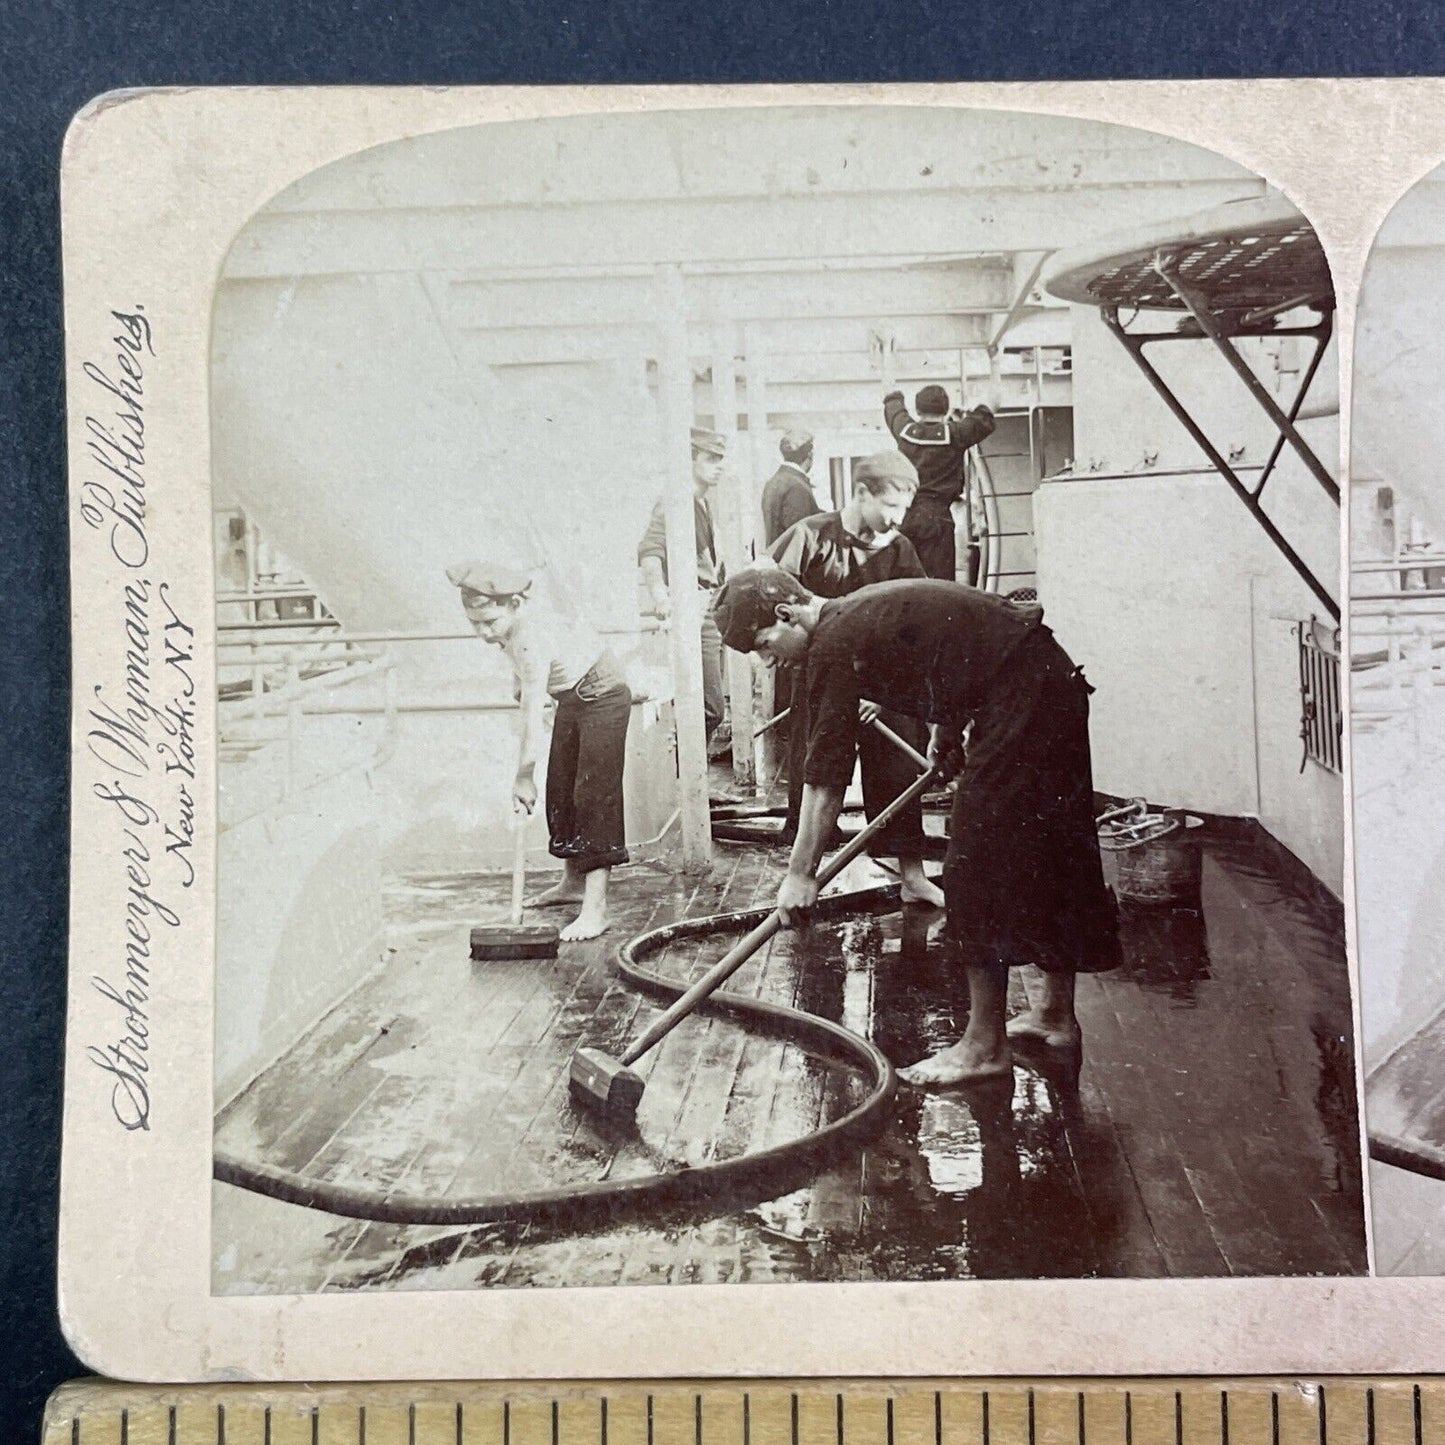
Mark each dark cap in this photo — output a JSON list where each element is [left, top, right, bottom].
[[711, 562, 812, 653], [915, 384, 950, 416], [852, 450, 919, 493], [445, 560, 533, 600], [691, 426, 727, 459], [779, 427, 814, 462]]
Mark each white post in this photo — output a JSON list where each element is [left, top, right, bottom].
[[743, 325, 777, 789], [711, 337, 756, 791], [655, 266, 713, 871]]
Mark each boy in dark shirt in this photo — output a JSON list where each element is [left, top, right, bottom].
[[767, 450, 939, 907], [713, 566, 1120, 1087]]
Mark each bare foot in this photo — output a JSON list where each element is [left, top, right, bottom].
[[1006, 1009, 1082, 1050], [560, 909, 610, 942], [526, 880, 586, 910], [899, 1040, 1013, 1087], [899, 874, 945, 908]]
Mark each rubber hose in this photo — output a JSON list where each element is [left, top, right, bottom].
[[212, 877, 903, 1230]]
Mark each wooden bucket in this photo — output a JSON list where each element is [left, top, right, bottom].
[[1101, 809, 1204, 907]]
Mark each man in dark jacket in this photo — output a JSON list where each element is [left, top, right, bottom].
[[883, 383, 995, 580], [760, 428, 822, 546]]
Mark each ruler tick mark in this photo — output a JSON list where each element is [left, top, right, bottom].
[[791, 1395, 799, 1445], [1077, 1391, 1085, 1445], [358, 1406, 365, 1445], [886, 1397, 895, 1445], [1366, 1390, 1376, 1445], [647, 1395, 655, 1445], [217, 1405, 224, 1445], [982, 1391, 990, 1445], [836, 1394, 844, 1445], [743, 1395, 750, 1445], [1221, 1392, 1228, 1445], [502, 1401, 509, 1445], [1028, 1390, 1036, 1445], [169, 1406, 177, 1445], [553, 1401, 560, 1445], [1271, 1393, 1280, 1445], [1317, 1385, 1326, 1445], [934, 1391, 942, 1445], [1174, 1392, 1183, 1445], [265, 1407, 272, 1445], [1415, 1385, 1423, 1445], [122, 1409, 130, 1445], [70, 1416, 78, 1445], [601, 1398, 609, 1445], [455, 1402, 463, 1445], [1125, 1394, 1133, 1445]]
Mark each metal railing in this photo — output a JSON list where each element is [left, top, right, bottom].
[[1297, 619, 1342, 774], [219, 652, 402, 831]]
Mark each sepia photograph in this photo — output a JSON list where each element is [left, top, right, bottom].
[[1350, 160, 1445, 1274], [198, 104, 1366, 1296]]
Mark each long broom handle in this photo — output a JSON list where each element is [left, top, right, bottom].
[[620, 720, 941, 1067], [752, 706, 790, 737], [510, 823, 528, 926]]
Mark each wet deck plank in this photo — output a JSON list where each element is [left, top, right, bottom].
[[213, 823, 1368, 1292]]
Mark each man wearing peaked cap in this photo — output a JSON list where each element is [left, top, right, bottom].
[[690, 425, 728, 459], [761, 427, 821, 547], [637, 424, 730, 753]]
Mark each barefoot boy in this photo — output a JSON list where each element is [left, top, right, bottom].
[[448, 561, 630, 942], [712, 566, 1119, 1085]]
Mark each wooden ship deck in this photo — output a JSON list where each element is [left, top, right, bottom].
[[213, 819, 1367, 1293]]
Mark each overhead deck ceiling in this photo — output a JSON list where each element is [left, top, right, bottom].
[[220, 108, 1264, 378]]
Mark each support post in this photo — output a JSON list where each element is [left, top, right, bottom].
[[710, 338, 756, 790], [654, 266, 713, 871], [743, 326, 778, 789]]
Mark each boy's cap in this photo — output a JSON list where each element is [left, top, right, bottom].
[[711, 561, 811, 653], [691, 426, 728, 459], [853, 450, 919, 493], [915, 383, 950, 416], [446, 560, 533, 599]]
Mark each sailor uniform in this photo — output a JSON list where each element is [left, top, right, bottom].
[[883, 391, 996, 580]]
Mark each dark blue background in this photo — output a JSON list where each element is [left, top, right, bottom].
[[2, 3, 1439, 1438]]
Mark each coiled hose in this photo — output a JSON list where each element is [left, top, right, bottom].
[[213, 842, 906, 1231]]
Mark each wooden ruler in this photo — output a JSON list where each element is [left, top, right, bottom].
[[42, 1379, 1440, 1445]]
